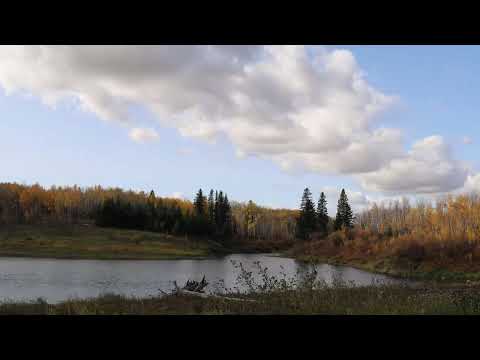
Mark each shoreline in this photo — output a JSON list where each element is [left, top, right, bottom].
[[0, 252, 214, 261], [294, 253, 480, 284], [1, 283, 479, 314]]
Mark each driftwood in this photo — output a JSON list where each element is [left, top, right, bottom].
[[166, 276, 257, 303], [183, 276, 209, 293]]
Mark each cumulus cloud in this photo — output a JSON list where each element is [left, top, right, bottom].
[[0, 45, 470, 195], [359, 136, 469, 194], [457, 173, 480, 195], [0, 45, 396, 170], [128, 128, 159, 143]]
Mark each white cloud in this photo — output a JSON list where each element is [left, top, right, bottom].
[[0, 45, 471, 195], [359, 136, 469, 194], [457, 173, 480, 195], [463, 136, 473, 144], [128, 128, 159, 143], [0, 45, 396, 171]]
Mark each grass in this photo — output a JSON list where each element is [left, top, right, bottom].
[[2, 283, 480, 315], [0, 224, 212, 260]]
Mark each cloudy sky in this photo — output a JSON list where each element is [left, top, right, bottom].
[[0, 45, 479, 214]]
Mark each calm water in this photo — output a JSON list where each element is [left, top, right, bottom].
[[0, 254, 409, 303]]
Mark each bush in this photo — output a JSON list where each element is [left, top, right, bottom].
[[397, 242, 426, 262], [327, 231, 346, 248]]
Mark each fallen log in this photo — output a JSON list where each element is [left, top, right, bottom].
[[183, 276, 208, 292], [169, 277, 257, 303]]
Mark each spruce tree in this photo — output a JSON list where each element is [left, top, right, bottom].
[[223, 194, 233, 238], [147, 190, 157, 231], [216, 191, 224, 228], [296, 187, 316, 240], [334, 189, 344, 231], [334, 189, 354, 230], [317, 191, 328, 235], [214, 190, 219, 227], [343, 193, 354, 229], [207, 189, 215, 224], [193, 188, 206, 217]]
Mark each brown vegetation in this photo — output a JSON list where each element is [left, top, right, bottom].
[[293, 193, 480, 279]]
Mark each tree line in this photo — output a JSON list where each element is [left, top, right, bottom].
[[0, 183, 297, 245], [0, 182, 357, 245], [357, 193, 480, 243]]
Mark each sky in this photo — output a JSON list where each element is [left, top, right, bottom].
[[0, 45, 479, 215]]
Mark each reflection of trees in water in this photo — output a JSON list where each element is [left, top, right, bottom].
[[295, 262, 350, 287], [295, 262, 321, 288]]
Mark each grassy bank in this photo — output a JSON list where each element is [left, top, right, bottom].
[[2, 282, 480, 314], [0, 224, 214, 260], [292, 237, 480, 283], [295, 253, 480, 282]]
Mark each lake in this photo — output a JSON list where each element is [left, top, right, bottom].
[[0, 254, 410, 303]]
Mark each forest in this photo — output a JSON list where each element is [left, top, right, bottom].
[[293, 189, 480, 278], [3, 181, 480, 276], [0, 183, 298, 248]]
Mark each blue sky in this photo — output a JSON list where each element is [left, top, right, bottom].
[[340, 45, 479, 153], [0, 46, 478, 214]]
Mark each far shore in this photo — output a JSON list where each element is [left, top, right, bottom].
[[2, 224, 479, 284]]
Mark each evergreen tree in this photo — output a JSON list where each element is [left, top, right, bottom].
[[334, 189, 354, 230], [207, 189, 215, 224], [223, 194, 233, 238], [296, 188, 316, 240], [343, 196, 353, 229], [193, 189, 206, 217], [148, 190, 156, 206], [147, 190, 157, 231], [214, 190, 219, 226], [216, 191, 224, 228], [317, 191, 328, 235]]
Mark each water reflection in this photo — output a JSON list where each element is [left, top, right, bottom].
[[0, 254, 410, 304]]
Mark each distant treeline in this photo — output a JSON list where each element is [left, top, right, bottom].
[[0, 183, 298, 244], [95, 188, 235, 240]]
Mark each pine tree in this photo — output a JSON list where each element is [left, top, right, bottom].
[[334, 189, 344, 231], [317, 191, 328, 235], [216, 191, 224, 228], [147, 190, 157, 231], [207, 189, 215, 224], [343, 193, 354, 229], [223, 194, 233, 238], [214, 190, 219, 227], [193, 189, 206, 217], [148, 190, 156, 206], [334, 189, 354, 230], [296, 188, 316, 240]]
